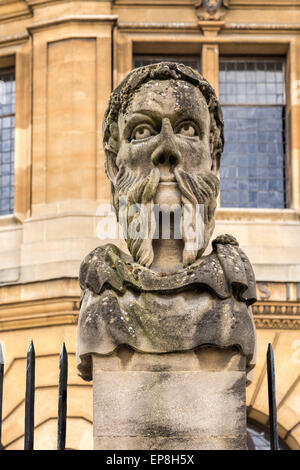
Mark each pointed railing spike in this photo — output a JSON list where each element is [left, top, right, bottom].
[[267, 343, 279, 450], [0, 343, 4, 450], [24, 340, 35, 450], [57, 342, 68, 450], [0, 344, 4, 366]]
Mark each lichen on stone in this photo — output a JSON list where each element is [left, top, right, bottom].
[[102, 62, 225, 173]]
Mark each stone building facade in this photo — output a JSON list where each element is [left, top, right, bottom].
[[0, 0, 299, 450]]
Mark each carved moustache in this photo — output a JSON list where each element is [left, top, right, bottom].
[[113, 164, 219, 268]]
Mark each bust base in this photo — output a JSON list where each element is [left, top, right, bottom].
[[92, 345, 248, 450]]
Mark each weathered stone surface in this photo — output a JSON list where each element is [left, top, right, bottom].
[[93, 436, 246, 451], [77, 238, 256, 382], [92, 345, 246, 372], [76, 62, 257, 450], [92, 348, 247, 450]]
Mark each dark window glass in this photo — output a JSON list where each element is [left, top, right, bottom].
[[247, 421, 290, 450], [219, 58, 286, 209], [133, 55, 200, 73], [0, 67, 15, 216]]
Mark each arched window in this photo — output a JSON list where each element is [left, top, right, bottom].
[[247, 420, 289, 450]]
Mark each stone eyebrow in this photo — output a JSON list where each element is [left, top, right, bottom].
[[129, 110, 163, 120], [124, 111, 157, 126], [128, 108, 204, 124], [122, 111, 159, 132]]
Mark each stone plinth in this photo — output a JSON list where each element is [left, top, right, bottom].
[[92, 346, 247, 450], [77, 237, 257, 450]]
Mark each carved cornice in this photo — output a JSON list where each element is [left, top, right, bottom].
[[254, 317, 300, 330], [0, 297, 80, 331], [117, 21, 198, 31], [225, 23, 300, 32], [228, 0, 300, 6], [253, 302, 300, 316], [0, 32, 29, 47], [25, 0, 114, 6], [115, 0, 300, 3], [0, 277, 80, 331], [117, 21, 300, 34], [27, 14, 118, 33], [0, 0, 32, 23], [253, 301, 300, 329]]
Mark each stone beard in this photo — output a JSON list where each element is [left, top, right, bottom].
[[77, 62, 257, 384], [114, 164, 220, 268]]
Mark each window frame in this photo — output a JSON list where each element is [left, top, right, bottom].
[[0, 65, 16, 217], [218, 55, 288, 210], [0, 46, 31, 224]]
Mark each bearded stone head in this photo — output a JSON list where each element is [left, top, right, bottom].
[[102, 62, 224, 269]]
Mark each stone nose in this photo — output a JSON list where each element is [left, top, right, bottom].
[[151, 118, 181, 181]]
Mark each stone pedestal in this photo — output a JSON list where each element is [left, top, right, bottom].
[[92, 346, 248, 450], [76, 240, 257, 450]]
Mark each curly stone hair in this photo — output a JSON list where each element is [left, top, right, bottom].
[[102, 61, 225, 172]]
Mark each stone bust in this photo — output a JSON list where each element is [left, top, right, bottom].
[[76, 62, 257, 382]]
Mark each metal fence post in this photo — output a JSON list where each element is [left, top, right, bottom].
[[24, 340, 35, 450], [57, 343, 68, 450], [267, 343, 279, 450]]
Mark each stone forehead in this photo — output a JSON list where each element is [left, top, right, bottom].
[[130, 78, 206, 94], [103, 63, 222, 136], [102, 62, 224, 169], [124, 79, 208, 112]]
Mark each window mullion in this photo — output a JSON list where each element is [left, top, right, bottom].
[[201, 44, 219, 97]]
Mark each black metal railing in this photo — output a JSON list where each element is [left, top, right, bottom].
[[0, 341, 68, 450], [267, 343, 279, 450], [0, 341, 278, 450], [24, 340, 35, 450]]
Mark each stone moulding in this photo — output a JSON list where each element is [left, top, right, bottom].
[[254, 317, 300, 330], [0, 32, 29, 47], [26, 14, 118, 34], [0, 297, 79, 332], [253, 302, 300, 316], [0, 2, 32, 24], [226, 23, 300, 31], [253, 301, 300, 329], [116, 21, 300, 34], [117, 22, 199, 31]]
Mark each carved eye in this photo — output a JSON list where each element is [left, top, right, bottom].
[[177, 122, 198, 138], [131, 125, 154, 141]]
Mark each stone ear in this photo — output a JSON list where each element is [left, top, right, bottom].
[[209, 137, 218, 173], [104, 122, 120, 183], [105, 147, 119, 184], [209, 126, 221, 174], [210, 155, 218, 173]]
